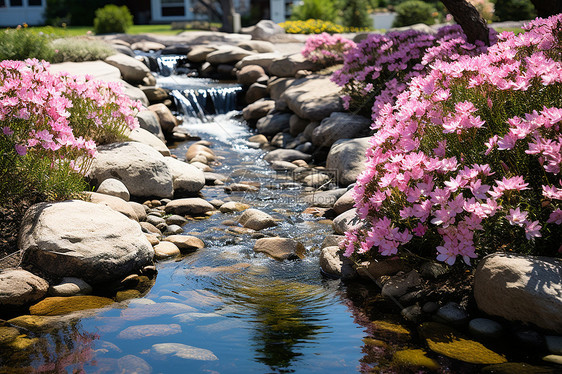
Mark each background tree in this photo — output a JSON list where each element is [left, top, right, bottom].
[[340, 0, 373, 28], [528, 0, 562, 17], [494, 0, 536, 22], [290, 0, 337, 22]]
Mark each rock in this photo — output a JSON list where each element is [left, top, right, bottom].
[[264, 149, 312, 163], [217, 63, 236, 79], [104, 54, 152, 84], [250, 20, 285, 41], [419, 322, 507, 364], [333, 189, 355, 214], [236, 52, 283, 73], [253, 237, 305, 260], [190, 161, 212, 172], [237, 208, 276, 230], [131, 41, 165, 52], [147, 215, 166, 227], [474, 253, 562, 333], [89, 142, 173, 198], [270, 132, 294, 148], [269, 54, 321, 78], [153, 242, 181, 260], [225, 183, 259, 193], [326, 137, 371, 187], [187, 45, 217, 63], [141, 86, 168, 104], [303, 173, 330, 188], [320, 246, 342, 278], [543, 355, 562, 365], [205, 172, 230, 185], [0, 269, 49, 307], [546, 336, 562, 355], [312, 112, 371, 148], [237, 40, 275, 53], [242, 99, 275, 121], [85, 191, 138, 221], [129, 128, 170, 156], [237, 65, 267, 86], [116, 355, 152, 374], [271, 160, 299, 172], [419, 261, 449, 279], [357, 259, 409, 280], [29, 295, 114, 316], [303, 188, 347, 208], [332, 208, 363, 234], [149, 103, 178, 133], [289, 114, 309, 137], [422, 302, 439, 314], [185, 143, 216, 163], [393, 348, 440, 370], [245, 83, 268, 104], [140, 221, 162, 235], [163, 235, 204, 252], [137, 110, 165, 141], [97, 178, 130, 201], [163, 157, 205, 195], [164, 224, 183, 235], [220, 201, 250, 213], [381, 270, 422, 298], [248, 134, 269, 145], [0, 326, 20, 345], [321, 235, 344, 248], [49, 277, 92, 297], [303, 121, 320, 141], [280, 76, 342, 121], [113, 44, 135, 57], [206, 45, 255, 65], [165, 215, 188, 226], [118, 324, 181, 339], [165, 198, 215, 216], [151, 342, 218, 361], [435, 302, 469, 325], [19, 200, 154, 284], [469, 318, 504, 339], [268, 77, 296, 100]]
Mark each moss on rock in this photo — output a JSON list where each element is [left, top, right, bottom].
[[29, 296, 114, 316], [393, 349, 440, 370]]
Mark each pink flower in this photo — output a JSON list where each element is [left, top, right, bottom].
[[2, 126, 13, 135], [525, 220, 542, 240], [15, 144, 27, 155], [505, 207, 528, 227]]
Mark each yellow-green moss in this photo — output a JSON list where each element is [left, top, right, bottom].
[[363, 338, 389, 348], [0, 326, 20, 345], [419, 322, 507, 365], [114, 289, 142, 302], [8, 335, 39, 350], [29, 296, 114, 316], [372, 320, 411, 337], [393, 349, 440, 370]]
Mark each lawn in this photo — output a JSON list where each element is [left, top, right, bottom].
[[4, 24, 213, 37]]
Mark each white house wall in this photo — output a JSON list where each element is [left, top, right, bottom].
[[0, 0, 46, 26]]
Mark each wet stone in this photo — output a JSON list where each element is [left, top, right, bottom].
[[117, 324, 182, 339], [48, 277, 93, 297], [165, 215, 188, 226], [117, 354, 152, 374], [29, 296, 114, 316], [434, 302, 469, 326], [469, 318, 504, 339], [393, 349, 440, 371], [151, 342, 218, 361], [164, 224, 183, 235]]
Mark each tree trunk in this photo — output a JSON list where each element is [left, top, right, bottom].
[[440, 0, 490, 45], [529, 0, 562, 17], [219, 0, 235, 33]]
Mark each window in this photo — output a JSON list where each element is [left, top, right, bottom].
[[161, 0, 185, 17], [0, 0, 5, 7], [11, 0, 23, 6], [29, 0, 42, 6]]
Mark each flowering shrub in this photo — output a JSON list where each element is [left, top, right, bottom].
[[279, 19, 369, 34], [332, 25, 496, 119], [0, 59, 140, 202], [343, 15, 562, 265], [301, 33, 356, 66]]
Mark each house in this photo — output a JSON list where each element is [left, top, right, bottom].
[[0, 0, 46, 27]]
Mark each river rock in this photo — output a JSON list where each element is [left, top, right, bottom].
[[333, 189, 355, 214], [164, 224, 183, 235], [264, 149, 312, 163], [186, 143, 216, 163], [104, 53, 152, 84], [303, 173, 330, 188], [393, 349, 440, 370], [270, 160, 299, 172], [469, 318, 504, 339], [29, 295, 114, 316], [163, 157, 205, 195], [289, 114, 309, 137], [163, 235, 205, 252], [332, 207, 362, 234], [312, 113, 371, 149], [48, 277, 92, 297], [237, 208, 276, 230], [97, 178, 130, 201], [89, 142, 173, 199], [131, 40, 166, 52], [381, 270, 422, 298], [236, 52, 283, 73], [0, 269, 49, 307], [137, 110, 165, 141], [280, 76, 342, 121], [206, 45, 255, 65], [253, 237, 305, 260], [165, 198, 214, 216], [141, 86, 168, 104], [149, 103, 178, 133], [237, 40, 275, 53], [165, 215, 188, 226], [269, 54, 321, 78], [187, 45, 217, 63], [19, 200, 154, 285], [85, 191, 138, 221], [474, 253, 562, 333], [327, 137, 370, 187], [320, 246, 342, 278], [140, 221, 162, 235], [357, 258, 409, 280], [151, 342, 218, 361], [435, 302, 469, 325], [147, 215, 165, 227], [237, 65, 267, 86], [268, 77, 296, 100], [303, 188, 347, 208], [242, 99, 275, 121], [321, 235, 345, 248], [419, 322, 507, 364], [219, 201, 250, 213], [129, 128, 170, 156], [154, 242, 181, 260], [118, 323, 181, 339], [245, 83, 268, 104], [113, 43, 135, 57], [128, 202, 147, 222], [116, 355, 152, 374]]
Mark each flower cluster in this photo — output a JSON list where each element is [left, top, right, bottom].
[[344, 15, 562, 265], [0, 59, 140, 201], [301, 33, 356, 66], [331, 25, 496, 118], [279, 19, 369, 34]]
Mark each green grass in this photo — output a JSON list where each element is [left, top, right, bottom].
[[495, 26, 525, 35], [3, 24, 190, 37]]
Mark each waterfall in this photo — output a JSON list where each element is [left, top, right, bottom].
[[171, 85, 242, 120], [157, 55, 185, 76]]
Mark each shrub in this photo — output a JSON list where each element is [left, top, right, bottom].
[[290, 0, 337, 23], [392, 0, 437, 27], [46, 0, 109, 26], [0, 26, 54, 61], [93, 5, 133, 34], [280, 19, 369, 34], [301, 33, 356, 66], [494, 0, 536, 22], [343, 15, 562, 266], [341, 0, 372, 28], [50, 37, 116, 63], [0, 59, 140, 203]]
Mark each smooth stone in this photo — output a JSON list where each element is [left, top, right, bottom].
[[49, 277, 93, 297], [224, 183, 259, 193], [263, 149, 312, 163], [546, 336, 562, 355], [381, 270, 422, 298], [269, 53, 321, 78], [242, 99, 275, 121], [256, 112, 291, 136], [332, 208, 363, 235], [153, 242, 181, 260], [104, 53, 151, 84], [469, 318, 504, 339], [120, 302, 196, 321], [270, 160, 299, 172], [163, 235, 205, 252], [206, 45, 255, 65], [117, 324, 181, 339], [303, 173, 330, 188], [236, 52, 283, 73], [422, 302, 439, 314], [321, 235, 344, 248], [333, 188, 355, 215], [149, 103, 178, 133], [357, 259, 410, 281], [29, 296, 114, 316], [253, 237, 305, 261], [141, 86, 168, 103], [420, 261, 449, 279], [312, 112, 371, 148], [140, 221, 162, 235], [164, 224, 183, 235], [319, 246, 342, 278], [163, 157, 206, 195], [187, 45, 217, 63], [237, 208, 276, 230], [0, 269, 49, 307], [219, 201, 250, 213], [128, 127, 170, 156], [128, 201, 147, 221], [237, 64, 267, 86], [166, 215, 188, 226], [237, 40, 275, 53], [117, 355, 152, 374], [137, 110, 165, 141], [303, 188, 347, 208], [85, 191, 138, 221], [280, 76, 342, 121], [151, 342, 218, 361], [147, 215, 166, 227], [326, 137, 371, 187], [165, 198, 215, 216], [543, 355, 562, 365], [97, 178, 130, 201], [114, 289, 142, 302], [435, 302, 469, 325], [401, 305, 423, 322], [185, 144, 216, 163]]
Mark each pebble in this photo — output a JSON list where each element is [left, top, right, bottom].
[[209, 199, 225, 208], [401, 304, 422, 322], [422, 302, 439, 314], [164, 224, 183, 235], [468, 318, 504, 339], [434, 302, 468, 325], [165, 215, 188, 226], [146, 215, 165, 226]]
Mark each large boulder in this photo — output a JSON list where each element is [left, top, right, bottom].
[[256, 112, 291, 136], [163, 157, 205, 195], [137, 110, 165, 141], [187, 45, 218, 63], [236, 52, 283, 73], [89, 142, 174, 199], [149, 103, 178, 133], [268, 77, 296, 100], [326, 137, 371, 187], [19, 200, 154, 285], [312, 112, 371, 148], [237, 40, 275, 53], [474, 253, 562, 333], [250, 20, 285, 41], [104, 53, 152, 84], [269, 54, 321, 78], [206, 45, 255, 65], [333, 208, 363, 234], [128, 128, 170, 156], [237, 65, 267, 86], [0, 269, 49, 307], [280, 76, 343, 121], [242, 99, 275, 121]]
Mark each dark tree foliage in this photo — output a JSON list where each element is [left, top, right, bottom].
[[341, 0, 372, 28], [528, 0, 562, 17]]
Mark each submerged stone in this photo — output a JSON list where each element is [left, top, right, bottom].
[[151, 342, 218, 361], [393, 349, 440, 370], [117, 324, 181, 340], [29, 296, 114, 316], [117, 354, 152, 374], [418, 322, 507, 364]]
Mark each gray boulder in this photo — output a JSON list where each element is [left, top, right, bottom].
[[269, 54, 321, 77], [250, 20, 285, 41], [333, 208, 363, 234], [312, 112, 371, 148], [236, 52, 283, 73], [242, 99, 275, 121], [97, 178, 130, 201], [19, 200, 154, 285], [237, 40, 275, 53], [206, 45, 255, 65], [280, 76, 343, 121], [129, 128, 171, 156], [256, 112, 291, 136], [104, 53, 152, 84], [137, 110, 165, 141], [326, 137, 371, 187]]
